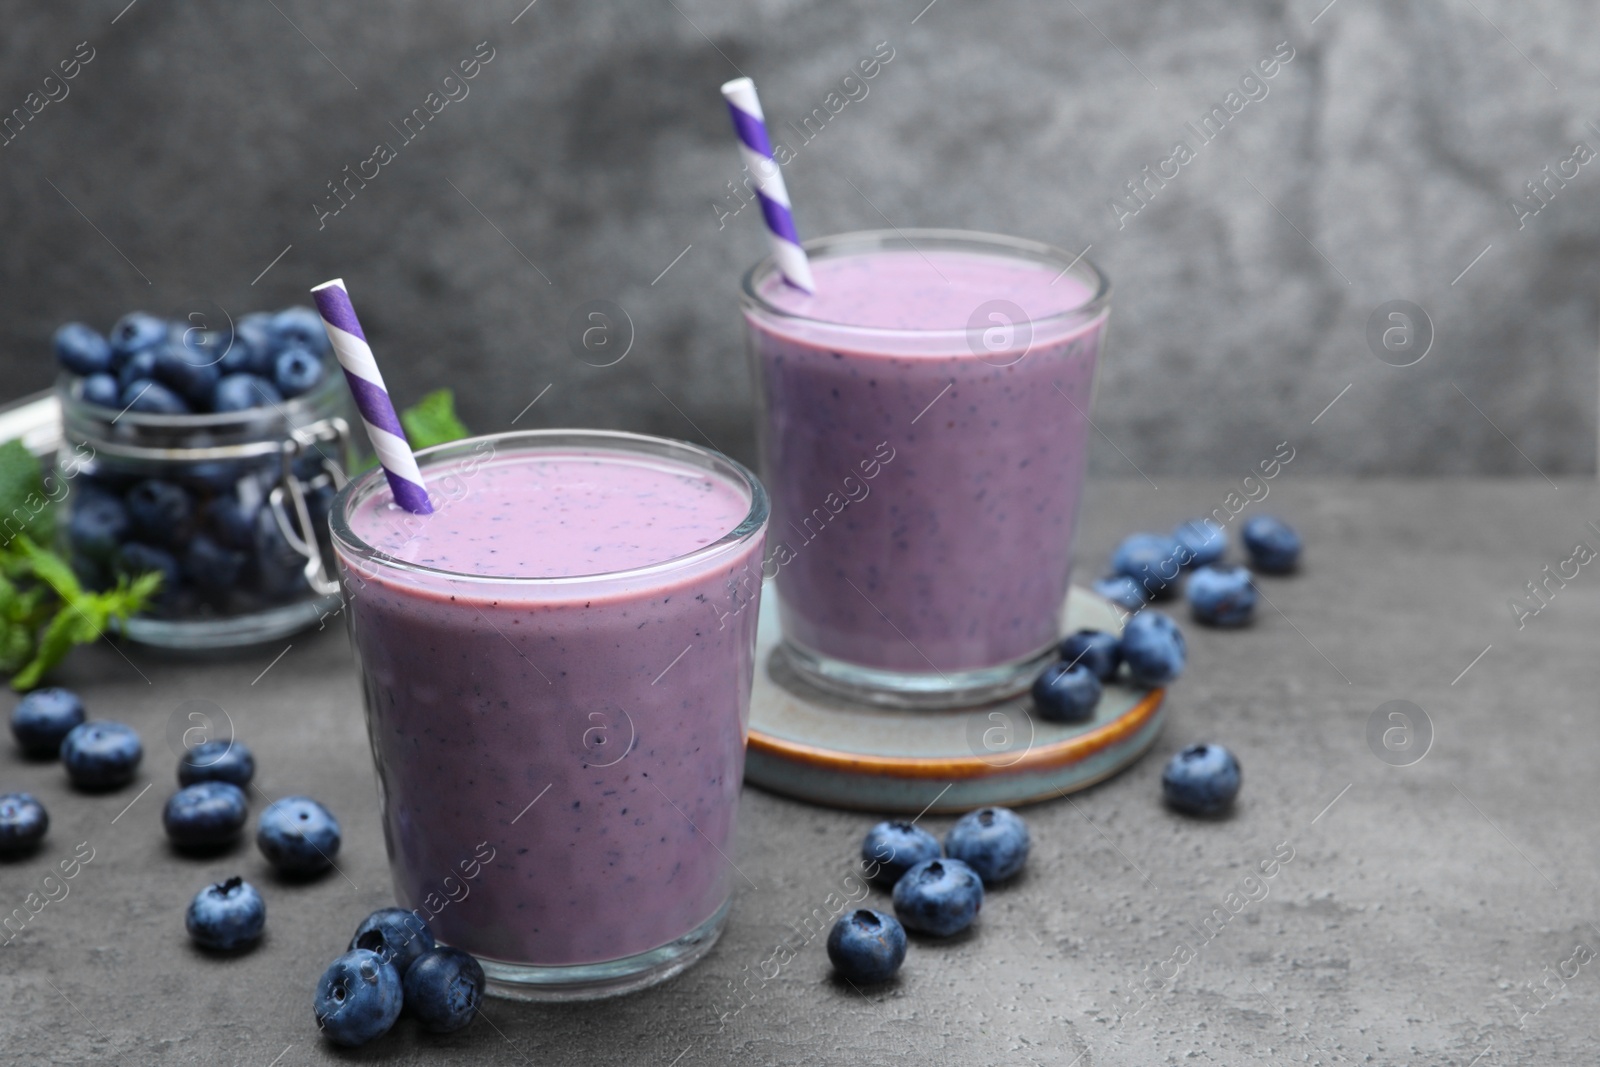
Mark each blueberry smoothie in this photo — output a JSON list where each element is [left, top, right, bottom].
[[331, 432, 767, 996], [742, 231, 1109, 704]]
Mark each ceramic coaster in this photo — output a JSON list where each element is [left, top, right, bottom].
[[745, 585, 1166, 814]]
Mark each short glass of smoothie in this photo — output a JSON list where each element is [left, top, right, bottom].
[[329, 429, 768, 1000], [742, 229, 1110, 708]]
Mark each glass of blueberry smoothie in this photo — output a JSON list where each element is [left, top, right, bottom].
[[329, 429, 768, 1000], [742, 229, 1110, 708]]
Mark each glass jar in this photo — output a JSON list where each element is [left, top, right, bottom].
[[55, 370, 363, 648]]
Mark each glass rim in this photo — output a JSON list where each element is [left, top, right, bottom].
[[329, 428, 769, 586], [739, 228, 1111, 338]]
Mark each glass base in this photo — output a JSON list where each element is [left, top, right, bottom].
[[117, 593, 342, 650], [474, 898, 730, 1002], [776, 637, 1056, 710]]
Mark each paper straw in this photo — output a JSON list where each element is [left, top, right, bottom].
[[721, 77, 815, 293], [310, 278, 434, 515]]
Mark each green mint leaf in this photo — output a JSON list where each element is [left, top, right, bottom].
[[0, 440, 53, 549], [13, 536, 84, 605], [400, 389, 471, 451]]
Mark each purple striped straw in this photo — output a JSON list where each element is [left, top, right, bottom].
[[721, 77, 815, 293], [310, 278, 434, 515]]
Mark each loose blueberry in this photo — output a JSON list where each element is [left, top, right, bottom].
[[0, 793, 49, 855], [1031, 662, 1102, 723], [68, 494, 130, 564], [60, 721, 143, 790], [314, 948, 404, 1048], [860, 821, 942, 888], [1110, 532, 1185, 599], [80, 373, 122, 408], [273, 346, 325, 399], [11, 687, 87, 757], [186, 875, 265, 951], [112, 542, 181, 599], [272, 306, 332, 358], [402, 946, 485, 1033], [350, 907, 436, 977], [892, 858, 984, 937], [109, 312, 167, 358], [1162, 743, 1242, 815], [178, 739, 256, 787], [151, 342, 221, 406], [1092, 575, 1149, 612], [1187, 565, 1257, 627], [125, 479, 193, 547], [184, 535, 247, 599], [164, 781, 249, 848], [1173, 517, 1227, 568], [1057, 629, 1121, 683], [826, 909, 907, 984], [258, 796, 341, 875], [54, 323, 114, 375], [120, 379, 191, 415], [1120, 612, 1187, 686], [1241, 514, 1301, 574], [945, 807, 1030, 884], [212, 373, 283, 413]]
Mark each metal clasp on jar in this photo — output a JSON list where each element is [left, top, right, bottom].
[[268, 417, 351, 597]]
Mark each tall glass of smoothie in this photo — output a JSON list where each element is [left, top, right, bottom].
[[329, 429, 768, 1000], [742, 229, 1110, 708]]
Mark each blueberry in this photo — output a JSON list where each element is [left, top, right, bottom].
[[151, 342, 222, 406], [230, 313, 277, 374], [257, 796, 340, 874], [272, 306, 332, 358], [80, 372, 122, 407], [314, 948, 404, 1047], [1120, 612, 1187, 686], [1162, 743, 1242, 815], [117, 349, 160, 388], [1173, 518, 1227, 568], [186, 875, 265, 951], [892, 858, 983, 937], [178, 327, 231, 369], [163, 781, 249, 848], [125, 479, 193, 546], [349, 907, 436, 977], [273, 346, 326, 399], [826, 909, 907, 984], [12, 688, 88, 757], [205, 492, 263, 551], [68, 493, 130, 562], [1241, 514, 1301, 574], [0, 793, 49, 855], [1111, 532, 1185, 599], [860, 821, 942, 888], [54, 323, 113, 375], [1092, 576, 1149, 612], [402, 947, 485, 1033], [253, 505, 308, 599], [945, 807, 1030, 884], [112, 542, 181, 599], [178, 739, 256, 787], [1187, 565, 1257, 627], [60, 721, 143, 790], [1057, 629, 1121, 682], [109, 311, 167, 358], [1031, 662, 1102, 723], [120, 379, 191, 415], [184, 535, 247, 599], [212, 373, 283, 413]]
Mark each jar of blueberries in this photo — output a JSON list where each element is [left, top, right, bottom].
[[53, 307, 363, 648]]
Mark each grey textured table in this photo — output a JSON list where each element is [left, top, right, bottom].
[[5, 479, 1597, 1066]]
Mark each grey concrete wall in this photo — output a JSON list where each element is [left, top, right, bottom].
[[0, 0, 1594, 475]]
